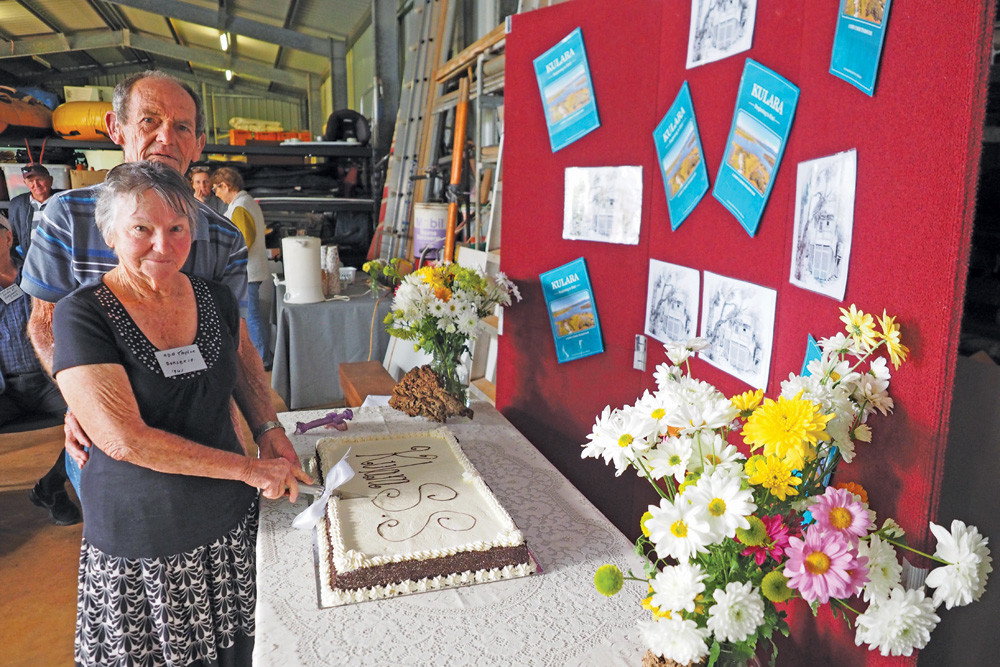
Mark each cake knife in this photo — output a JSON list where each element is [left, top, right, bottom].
[[291, 449, 355, 530]]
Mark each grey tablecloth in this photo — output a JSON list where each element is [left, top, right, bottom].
[[255, 404, 646, 666], [270, 281, 393, 409]]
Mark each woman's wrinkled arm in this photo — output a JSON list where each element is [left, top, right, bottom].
[[56, 363, 302, 501]]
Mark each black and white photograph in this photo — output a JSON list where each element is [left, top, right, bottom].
[[686, 0, 757, 69], [699, 271, 776, 388], [789, 149, 856, 301], [644, 259, 701, 344], [563, 166, 643, 244]]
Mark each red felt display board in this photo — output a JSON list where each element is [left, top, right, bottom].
[[496, 1, 994, 664]]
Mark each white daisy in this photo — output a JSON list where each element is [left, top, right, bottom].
[[653, 362, 683, 391], [662, 377, 738, 434], [633, 389, 671, 432], [641, 435, 692, 483], [662, 337, 709, 366], [853, 357, 894, 419], [649, 562, 707, 613], [685, 468, 755, 541], [429, 300, 448, 317], [924, 520, 992, 609], [581, 405, 658, 476], [646, 495, 713, 562], [639, 616, 710, 666], [819, 332, 856, 355], [688, 432, 745, 475], [858, 535, 902, 602], [706, 581, 766, 643], [854, 587, 940, 657]]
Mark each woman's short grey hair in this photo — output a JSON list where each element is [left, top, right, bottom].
[[95, 161, 199, 245]]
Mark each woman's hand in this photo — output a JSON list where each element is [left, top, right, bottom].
[[63, 411, 92, 467], [244, 456, 314, 502]]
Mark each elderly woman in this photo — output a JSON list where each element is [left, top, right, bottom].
[[52, 161, 307, 666], [211, 166, 270, 368]]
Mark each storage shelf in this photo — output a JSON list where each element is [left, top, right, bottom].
[[0, 137, 372, 159]]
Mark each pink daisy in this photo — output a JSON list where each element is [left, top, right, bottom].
[[741, 515, 792, 566], [809, 487, 872, 544], [844, 554, 871, 599], [784, 526, 860, 604]]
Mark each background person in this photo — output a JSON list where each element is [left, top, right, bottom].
[[0, 214, 76, 525], [20, 70, 302, 480], [53, 161, 304, 665], [212, 166, 271, 368], [189, 164, 226, 215], [8, 163, 62, 259], [10, 163, 78, 520]]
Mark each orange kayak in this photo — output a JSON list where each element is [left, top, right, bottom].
[[0, 87, 52, 137], [52, 101, 114, 141]]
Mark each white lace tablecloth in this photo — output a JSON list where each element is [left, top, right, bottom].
[[255, 402, 646, 666]]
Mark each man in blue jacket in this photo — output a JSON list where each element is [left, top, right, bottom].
[[7, 163, 61, 259]]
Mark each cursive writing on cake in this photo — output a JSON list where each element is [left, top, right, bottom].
[[354, 445, 438, 488]]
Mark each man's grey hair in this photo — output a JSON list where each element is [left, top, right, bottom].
[[112, 70, 206, 137], [95, 161, 199, 245]]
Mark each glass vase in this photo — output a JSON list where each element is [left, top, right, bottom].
[[429, 338, 471, 407]]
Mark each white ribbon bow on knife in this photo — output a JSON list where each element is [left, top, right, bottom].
[[291, 449, 355, 530]]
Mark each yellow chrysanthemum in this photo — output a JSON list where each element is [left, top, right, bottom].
[[640, 511, 654, 538], [641, 588, 672, 619], [745, 454, 802, 501], [839, 304, 878, 351], [731, 388, 764, 415], [877, 310, 909, 370], [741, 392, 833, 469]]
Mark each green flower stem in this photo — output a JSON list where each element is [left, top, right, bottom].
[[832, 598, 861, 616], [877, 534, 950, 565], [636, 457, 671, 500]]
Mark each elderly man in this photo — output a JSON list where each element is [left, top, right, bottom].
[[21, 70, 308, 502], [8, 163, 62, 259], [189, 164, 227, 215], [0, 214, 76, 524]]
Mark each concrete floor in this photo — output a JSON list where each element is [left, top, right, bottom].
[[0, 376, 287, 666], [0, 423, 79, 667]]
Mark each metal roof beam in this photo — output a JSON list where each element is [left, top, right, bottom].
[[0, 29, 309, 90], [103, 0, 343, 57]]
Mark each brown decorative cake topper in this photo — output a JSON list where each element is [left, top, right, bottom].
[[389, 365, 474, 422]]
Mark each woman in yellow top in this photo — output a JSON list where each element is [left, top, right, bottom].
[[212, 167, 271, 367]]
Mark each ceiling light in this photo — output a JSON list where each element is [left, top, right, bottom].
[[220, 33, 229, 51], [225, 69, 233, 82]]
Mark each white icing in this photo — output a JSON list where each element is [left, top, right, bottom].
[[314, 427, 536, 605], [317, 428, 525, 573]]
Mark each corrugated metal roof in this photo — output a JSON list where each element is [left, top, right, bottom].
[[0, 0, 372, 97]]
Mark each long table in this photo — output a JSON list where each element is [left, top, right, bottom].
[[270, 281, 393, 409], [255, 403, 646, 666]]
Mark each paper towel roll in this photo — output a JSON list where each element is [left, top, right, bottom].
[[281, 236, 325, 304]]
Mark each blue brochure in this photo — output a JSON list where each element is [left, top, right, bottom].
[[540, 257, 604, 363], [830, 0, 893, 96], [801, 334, 823, 375], [533, 28, 600, 152], [713, 59, 800, 237], [654, 82, 709, 231]]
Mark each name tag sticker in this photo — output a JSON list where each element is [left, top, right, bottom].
[[155, 344, 207, 377], [0, 283, 24, 304]]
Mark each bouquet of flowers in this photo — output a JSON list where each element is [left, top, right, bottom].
[[587, 306, 991, 665], [363, 258, 520, 403]]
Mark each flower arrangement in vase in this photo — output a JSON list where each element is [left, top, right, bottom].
[[363, 258, 521, 405], [587, 306, 991, 665]]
